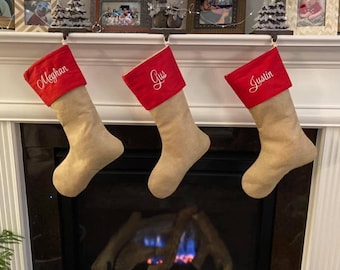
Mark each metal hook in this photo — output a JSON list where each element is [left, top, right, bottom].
[[163, 32, 170, 44], [60, 29, 69, 43], [62, 35, 68, 43], [271, 33, 278, 47], [272, 33, 277, 42]]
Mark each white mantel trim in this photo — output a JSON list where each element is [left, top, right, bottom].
[[301, 128, 340, 270], [0, 122, 33, 270]]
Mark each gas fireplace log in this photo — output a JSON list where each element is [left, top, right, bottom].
[[191, 239, 210, 269], [114, 242, 156, 270], [91, 212, 143, 270], [92, 212, 177, 270], [114, 213, 178, 270], [148, 206, 198, 270], [193, 211, 233, 270]]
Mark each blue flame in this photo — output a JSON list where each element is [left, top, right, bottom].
[[144, 234, 165, 248], [176, 231, 196, 264], [143, 229, 196, 265]]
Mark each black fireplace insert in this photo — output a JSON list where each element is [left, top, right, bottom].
[[20, 124, 316, 270]]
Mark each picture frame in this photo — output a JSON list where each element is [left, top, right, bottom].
[[286, 0, 339, 35], [148, 0, 190, 36], [187, 0, 246, 34], [0, 0, 14, 29], [15, 0, 56, 31], [92, 0, 151, 33]]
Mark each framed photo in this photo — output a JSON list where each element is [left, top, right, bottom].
[[148, 0, 189, 35], [92, 0, 151, 32], [187, 0, 246, 34], [15, 0, 56, 31], [286, 0, 339, 35], [0, 0, 14, 29]]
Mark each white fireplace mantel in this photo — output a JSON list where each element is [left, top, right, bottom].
[[0, 32, 340, 270]]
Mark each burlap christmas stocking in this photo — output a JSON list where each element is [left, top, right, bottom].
[[24, 45, 124, 197], [225, 47, 317, 199], [123, 46, 210, 199]]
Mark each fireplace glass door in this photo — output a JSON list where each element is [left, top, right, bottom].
[[20, 124, 316, 270]]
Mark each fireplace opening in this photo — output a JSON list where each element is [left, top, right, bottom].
[[20, 124, 317, 270]]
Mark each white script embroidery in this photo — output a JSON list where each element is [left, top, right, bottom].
[[36, 66, 69, 90], [150, 69, 167, 90], [248, 71, 274, 93]]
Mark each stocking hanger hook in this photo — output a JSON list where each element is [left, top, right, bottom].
[[163, 33, 170, 46], [271, 33, 278, 47]]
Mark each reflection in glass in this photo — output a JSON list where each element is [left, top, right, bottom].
[[24, 0, 52, 26], [0, 0, 12, 17]]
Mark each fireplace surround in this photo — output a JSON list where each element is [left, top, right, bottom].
[[1, 32, 340, 270], [19, 123, 316, 270]]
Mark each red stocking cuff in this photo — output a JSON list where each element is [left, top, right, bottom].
[[24, 45, 87, 106], [225, 47, 292, 109], [122, 46, 186, 110]]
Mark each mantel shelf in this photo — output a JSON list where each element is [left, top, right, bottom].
[[1, 32, 340, 127], [2, 31, 340, 46]]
